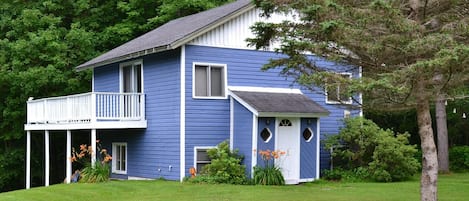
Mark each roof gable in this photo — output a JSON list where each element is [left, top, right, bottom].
[[77, 0, 253, 70]]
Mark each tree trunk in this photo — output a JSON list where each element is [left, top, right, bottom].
[[416, 94, 438, 201], [436, 94, 449, 173]]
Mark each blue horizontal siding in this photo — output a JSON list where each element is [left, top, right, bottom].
[[185, 45, 360, 174], [232, 100, 253, 176], [95, 49, 181, 181], [94, 63, 120, 92]]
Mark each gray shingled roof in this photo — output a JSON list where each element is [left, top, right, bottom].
[[231, 90, 330, 116], [77, 0, 253, 70]]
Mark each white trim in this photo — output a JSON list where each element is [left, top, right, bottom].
[[316, 119, 321, 179], [192, 62, 228, 99], [325, 72, 353, 105], [251, 114, 258, 177], [119, 59, 144, 93], [24, 120, 147, 131], [229, 97, 234, 149], [193, 146, 216, 172], [45, 130, 50, 186], [26, 131, 31, 189], [112, 142, 128, 174], [299, 178, 316, 183], [180, 45, 186, 182], [128, 176, 152, 180], [66, 130, 72, 184], [258, 112, 328, 118], [228, 86, 302, 94]]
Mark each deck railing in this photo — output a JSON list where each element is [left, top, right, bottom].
[[27, 92, 145, 124]]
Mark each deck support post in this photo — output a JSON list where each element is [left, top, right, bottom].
[[45, 130, 50, 186], [91, 129, 96, 166], [26, 131, 31, 189], [66, 130, 72, 184]]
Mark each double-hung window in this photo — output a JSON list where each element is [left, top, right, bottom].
[[194, 147, 213, 172], [112, 143, 127, 174], [193, 63, 226, 98], [326, 73, 352, 104]]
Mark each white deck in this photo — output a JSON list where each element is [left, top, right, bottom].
[[25, 92, 147, 130]]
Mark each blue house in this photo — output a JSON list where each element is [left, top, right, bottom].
[[24, 0, 361, 187]]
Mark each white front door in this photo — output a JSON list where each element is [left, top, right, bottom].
[[276, 118, 300, 184]]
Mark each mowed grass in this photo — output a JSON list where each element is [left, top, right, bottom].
[[0, 173, 468, 201]]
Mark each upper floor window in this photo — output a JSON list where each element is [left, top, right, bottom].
[[121, 60, 143, 93], [193, 63, 226, 98], [326, 73, 352, 104]]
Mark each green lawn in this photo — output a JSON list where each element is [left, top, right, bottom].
[[0, 173, 468, 201]]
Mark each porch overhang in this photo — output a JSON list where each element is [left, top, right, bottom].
[[229, 87, 330, 117], [24, 120, 147, 131]]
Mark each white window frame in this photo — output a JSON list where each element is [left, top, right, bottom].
[[302, 127, 314, 142], [260, 127, 273, 143], [112, 142, 127, 174], [192, 62, 227, 99], [325, 72, 353, 104], [119, 60, 144, 93], [193, 146, 215, 172]]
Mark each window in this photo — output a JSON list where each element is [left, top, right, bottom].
[[260, 128, 272, 143], [121, 61, 142, 93], [279, 119, 292, 127], [194, 147, 214, 172], [112, 143, 127, 174], [193, 63, 226, 98], [326, 73, 352, 104], [303, 128, 314, 142]]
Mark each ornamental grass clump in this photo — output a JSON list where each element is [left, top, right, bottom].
[[253, 149, 286, 185]]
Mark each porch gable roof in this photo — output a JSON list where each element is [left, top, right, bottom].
[[230, 89, 330, 117]]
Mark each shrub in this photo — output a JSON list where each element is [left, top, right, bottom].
[[191, 141, 247, 184], [326, 117, 420, 182], [449, 146, 469, 172], [253, 150, 285, 185], [80, 162, 110, 183]]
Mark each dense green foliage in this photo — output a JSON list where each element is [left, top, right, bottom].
[[0, 0, 232, 191], [1, 173, 469, 201], [188, 141, 247, 184], [449, 146, 469, 172], [326, 117, 420, 182]]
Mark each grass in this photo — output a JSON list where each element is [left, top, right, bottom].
[[0, 173, 468, 201]]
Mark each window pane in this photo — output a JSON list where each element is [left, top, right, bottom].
[[135, 64, 142, 93], [210, 67, 223, 96], [195, 66, 208, 96], [121, 145, 126, 171], [123, 66, 132, 93], [326, 84, 339, 102], [197, 149, 210, 161]]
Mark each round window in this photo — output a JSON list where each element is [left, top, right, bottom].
[[303, 128, 314, 142], [260, 128, 272, 142]]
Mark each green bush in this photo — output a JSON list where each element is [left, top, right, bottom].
[[449, 146, 469, 172], [326, 117, 420, 182], [322, 167, 370, 182], [191, 140, 247, 184]]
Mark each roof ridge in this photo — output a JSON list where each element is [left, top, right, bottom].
[[76, 0, 253, 70]]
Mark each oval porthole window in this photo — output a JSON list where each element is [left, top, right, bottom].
[[260, 128, 272, 142], [303, 128, 313, 142]]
